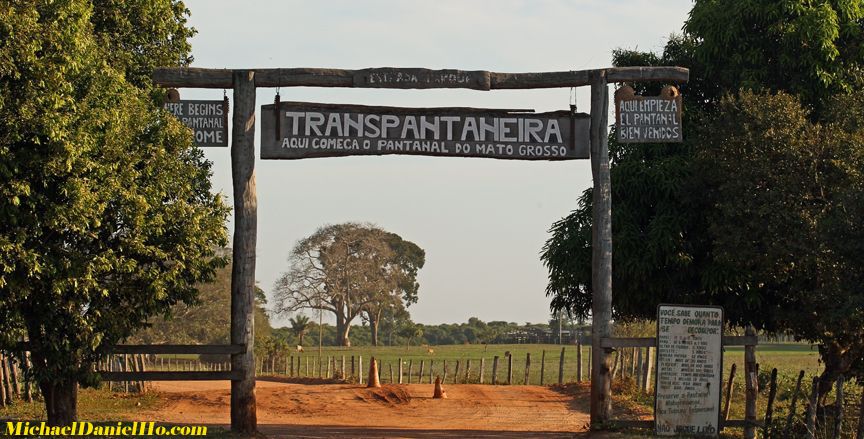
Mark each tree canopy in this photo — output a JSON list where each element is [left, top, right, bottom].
[[0, 0, 226, 424], [542, 0, 864, 394], [273, 223, 425, 347]]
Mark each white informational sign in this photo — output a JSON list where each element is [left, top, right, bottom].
[[655, 304, 724, 437]]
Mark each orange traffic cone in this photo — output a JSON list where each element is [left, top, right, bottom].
[[433, 375, 447, 399], [367, 356, 381, 388]]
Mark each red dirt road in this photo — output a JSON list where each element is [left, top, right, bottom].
[[142, 378, 598, 437]]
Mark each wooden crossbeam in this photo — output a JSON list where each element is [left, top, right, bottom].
[[153, 66, 689, 89], [99, 371, 240, 381]]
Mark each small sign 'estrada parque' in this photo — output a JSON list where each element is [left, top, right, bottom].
[[259, 102, 590, 160], [615, 85, 683, 143]]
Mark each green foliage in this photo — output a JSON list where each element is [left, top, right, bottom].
[[685, 0, 864, 111], [0, 0, 225, 421], [542, 0, 864, 385], [274, 222, 424, 347]]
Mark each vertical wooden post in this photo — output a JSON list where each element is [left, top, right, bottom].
[[388, 363, 394, 384], [229, 69, 257, 434], [540, 350, 546, 386], [635, 348, 643, 388], [23, 352, 32, 403], [358, 356, 363, 385], [524, 353, 531, 385], [123, 354, 130, 393], [558, 347, 566, 385], [492, 356, 499, 385], [418, 360, 424, 384], [0, 354, 7, 407], [855, 384, 864, 439], [408, 360, 413, 383], [454, 360, 461, 384], [784, 370, 805, 438], [465, 359, 471, 384], [351, 356, 355, 380], [589, 70, 613, 428], [479, 358, 485, 384], [642, 347, 654, 393], [765, 368, 778, 437], [576, 341, 583, 382], [8, 356, 20, 397], [723, 364, 737, 422], [429, 360, 434, 384], [398, 358, 403, 384], [744, 325, 758, 439], [507, 354, 513, 385], [834, 375, 844, 439], [807, 377, 819, 439]]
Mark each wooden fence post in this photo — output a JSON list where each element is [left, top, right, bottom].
[[558, 347, 565, 385], [388, 363, 394, 384], [429, 360, 434, 384], [589, 70, 613, 427], [855, 384, 864, 439], [23, 352, 32, 403], [229, 69, 258, 434], [524, 353, 531, 385], [765, 368, 778, 437], [834, 375, 844, 439], [507, 354, 513, 385], [744, 325, 758, 439], [807, 376, 818, 439], [465, 359, 471, 384], [442, 360, 448, 384], [358, 356, 363, 385], [635, 348, 643, 388], [723, 363, 737, 422], [540, 350, 546, 386], [629, 347, 636, 378], [8, 356, 20, 397], [418, 360, 424, 384], [642, 347, 654, 393], [454, 360, 461, 384], [0, 354, 7, 407], [123, 354, 130, 393], [479, 358, 485, 384], [398, 358, 403, 384], [576, 342, 583, 382], [492, 356, 499, 385], [784, 370, 805, 438], [408, 360, 413, 384]]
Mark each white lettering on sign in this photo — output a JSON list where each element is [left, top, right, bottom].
[[260, 102, 589, 161], [163, 100, 228, 147], [615, 86, 683, 143], [655, 305, 723, 437]]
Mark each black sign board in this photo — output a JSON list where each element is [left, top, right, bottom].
[[615, 85, 682, 143], [260, 102, 590, 161], [163, 99, 228, 147]]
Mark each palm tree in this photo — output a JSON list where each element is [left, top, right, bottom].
[[290, 315, 312, 346]]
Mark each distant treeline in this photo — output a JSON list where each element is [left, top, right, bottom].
[[274, 317, 591, 348]]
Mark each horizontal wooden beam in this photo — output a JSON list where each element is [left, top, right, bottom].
[[608, 419, 653, 429], [601, 337, 655, 348], [722, 335, 759, 346], [106, 344, 245, 355], [153, 66, 689, 89], [600, 335, 758, 348], [722, 419, 764, 429], [99, 371, 240, 381]]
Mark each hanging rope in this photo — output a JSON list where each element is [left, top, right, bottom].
[[273, 88, 281, 141]]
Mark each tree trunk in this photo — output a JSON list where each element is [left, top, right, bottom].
[[39, 378, 78, 426], [298, 332, 305, 346], [369, 315, 379, 347], [340, 323, 352, 347], [817, 342, 854, 403]]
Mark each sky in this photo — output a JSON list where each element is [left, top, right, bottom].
[[179, 0, 693, 327]]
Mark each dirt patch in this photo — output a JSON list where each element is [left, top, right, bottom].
[[358, 385, 412, 405], [138, 380, 591, 436]]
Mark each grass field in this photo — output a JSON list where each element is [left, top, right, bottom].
[[2, 342, 858, 438]]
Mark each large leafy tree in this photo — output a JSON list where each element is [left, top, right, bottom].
[[0, 0, 227, 424], [542, 0, 864, 398], [273, 223, 424, 347]]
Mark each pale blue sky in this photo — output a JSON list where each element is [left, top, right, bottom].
[[180, 0, 693, 326]]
